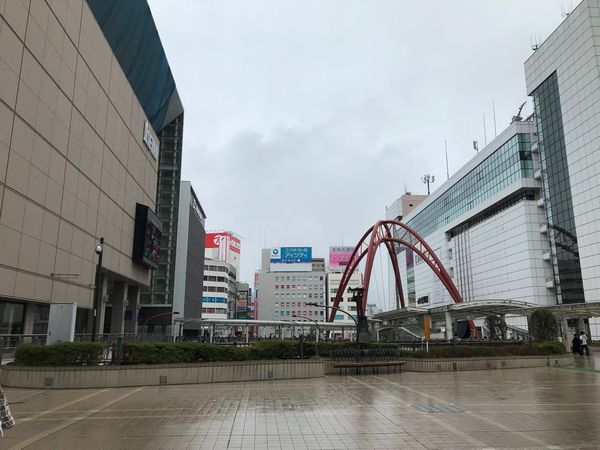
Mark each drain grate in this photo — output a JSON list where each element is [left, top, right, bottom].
[[414, 404, 463, 413]]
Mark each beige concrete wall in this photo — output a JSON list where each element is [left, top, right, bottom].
[[323, 355, 574, 374], [0, 0, 158, 309], [0, 360, 325, 389]]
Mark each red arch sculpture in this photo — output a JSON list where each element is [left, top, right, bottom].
[[330, 220, 475, 336]]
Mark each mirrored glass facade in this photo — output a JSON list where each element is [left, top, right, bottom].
[[407, 134, 534, 236], [533, 72, 584, 304]]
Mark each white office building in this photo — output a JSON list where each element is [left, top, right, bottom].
[[385, 0, 600, 339], [202, 260, 237, 320]]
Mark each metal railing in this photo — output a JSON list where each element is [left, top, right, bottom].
[[74, 333, 171, 343], [0, 334, 48, 364]]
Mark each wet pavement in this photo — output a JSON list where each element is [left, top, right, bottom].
[[3, 363, 600, 449]]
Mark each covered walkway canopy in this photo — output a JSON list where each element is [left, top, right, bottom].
[[374, 299, 600, 339], [176, 318, 357, 343]]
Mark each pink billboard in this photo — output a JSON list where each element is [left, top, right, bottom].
[[329, 246, 354, 269]]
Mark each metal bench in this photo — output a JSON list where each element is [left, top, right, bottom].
[[330, 348, 407, 375]]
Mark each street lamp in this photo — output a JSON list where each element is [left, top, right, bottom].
[[142, 311, 180, 329], [306, 302, 360, 349], [292, 314, 321, 357], [91, 237, 104, 342]]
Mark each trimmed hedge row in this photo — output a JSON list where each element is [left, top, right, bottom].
[[13, 340, 566, 366], [14, 342, 104, 366]]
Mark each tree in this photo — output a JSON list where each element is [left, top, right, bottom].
[[485, 315, 507, 340], [529, 309, 558, 341]]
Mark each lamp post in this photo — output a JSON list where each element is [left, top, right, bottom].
[[306, 302, 360, 349], [91, 237, 104, 342], [292, 314, 320, 357]]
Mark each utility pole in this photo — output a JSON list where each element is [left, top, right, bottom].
[[421, 174, 435, 195]]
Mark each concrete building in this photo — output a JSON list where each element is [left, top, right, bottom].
[[388, 119, 548, 334], [326, 246, 363, 327], [0, 0, 182, 336], [168, 181, 206, 338], [255, 248, 326, 329], [202, 259, 237, 320], [235, 282, 251, 320], [524, 0, 600, 338], [385, 194, 427, 309]]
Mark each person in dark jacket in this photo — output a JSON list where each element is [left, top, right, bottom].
[[572, 334, 582, 355]]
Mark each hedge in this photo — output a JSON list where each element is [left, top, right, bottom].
[[14, 342, 104, 366], [12, 340, 566, 367]]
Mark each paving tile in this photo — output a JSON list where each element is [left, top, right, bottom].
[[3, 366, 600, 449]]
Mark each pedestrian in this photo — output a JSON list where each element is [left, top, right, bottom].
[[0, 387, 15, 437], [580, 331, 590, 356], [572, 334, 582, 355]]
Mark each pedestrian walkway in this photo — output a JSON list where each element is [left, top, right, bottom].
[[3, 366, 600, 449]]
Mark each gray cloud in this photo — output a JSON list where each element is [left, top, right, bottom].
[[149, 0, 577, 307]]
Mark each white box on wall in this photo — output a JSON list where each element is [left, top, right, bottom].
[[47, 303, 77, 345]]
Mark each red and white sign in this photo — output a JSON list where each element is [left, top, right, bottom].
[[205, 232, 241, 267]]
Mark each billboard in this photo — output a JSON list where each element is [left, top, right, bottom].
[[132, 203, 162, 269], [205, 232, 241, 274], [270, 247, 312, 263], [329, 246, 354, 269]]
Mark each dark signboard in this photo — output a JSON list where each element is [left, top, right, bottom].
[[132, 203, 162, 269]]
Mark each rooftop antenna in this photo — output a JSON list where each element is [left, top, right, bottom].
[[444, 140, 449, 180], [473, 140, 479, 153], [512, 101, 526, 122], [560, 1, 574, 18], [530, 34, 541, 51], [421, 174, 435, 195], [492, 102, 497, 137], [482, 113, 488, 146], [403, 182, 408, 194]]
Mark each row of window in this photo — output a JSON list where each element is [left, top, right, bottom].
[[274, 275, 324, 282], [204, 265, 236, 278], [274, 285, 321, 290], [274, 311, 325, 317], [202, 307, 227, 314], [274, 301, 324, 308], [274, 293, 322, 299], [406, 133, 534, 236]]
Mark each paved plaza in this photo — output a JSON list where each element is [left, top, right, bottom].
[[3, 360, 600, 449]]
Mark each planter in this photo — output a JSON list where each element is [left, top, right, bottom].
[[1, 359, 324, 389], [322, 354, 573, 374]]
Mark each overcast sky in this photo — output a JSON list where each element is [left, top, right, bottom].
[[148, 0, 577, 310]]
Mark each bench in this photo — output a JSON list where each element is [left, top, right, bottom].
[[330, 348, 407, 375]]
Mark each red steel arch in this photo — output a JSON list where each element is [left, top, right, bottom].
[[329, 220, 474, 335]]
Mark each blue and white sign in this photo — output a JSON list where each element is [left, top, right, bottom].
[[270, 247, 312, 263], [202, 297, 227, 303]]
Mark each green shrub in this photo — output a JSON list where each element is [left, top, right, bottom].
[[529, 309, 558, 341], [249, 340, 302, 359], [14, 342, 104, 366], [122, 342, 250, 365]]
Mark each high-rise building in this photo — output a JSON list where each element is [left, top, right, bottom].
[[385, 194, 428, 309], [387, 119, 546, 333], [255, 248, 326, 327], [202, 231, 241, 318], [0, 0, 182, 336], [202, 259, 237, 320], [169, 181, 206, 338], [236, 282, 251, 320], [204, 231, 241, 276], [524, 0, 600, 337], [326, 246, 363, 326]]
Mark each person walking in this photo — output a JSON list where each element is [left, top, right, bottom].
[[572, 334, 582, 355], [0, 386, 15, 437], [579, 331, 590, 356]]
